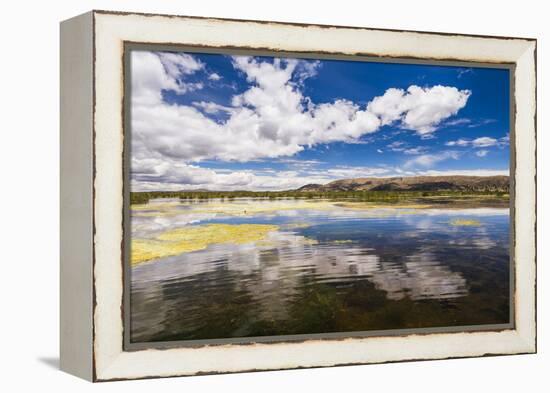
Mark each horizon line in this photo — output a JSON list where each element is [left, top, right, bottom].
[[131, 173, 510, 193]]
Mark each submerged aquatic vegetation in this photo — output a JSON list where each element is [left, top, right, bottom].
[[130, 197, 510, 342], [449, 218, 482, 227], [132, 224, 279, 266]]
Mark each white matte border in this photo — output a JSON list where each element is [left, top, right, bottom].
[[92, 11, 536, 381]]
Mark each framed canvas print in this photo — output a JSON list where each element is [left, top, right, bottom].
[[60, 10, 537, 381]]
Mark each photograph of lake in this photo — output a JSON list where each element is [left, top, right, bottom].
[[126, 48, 511, 344]]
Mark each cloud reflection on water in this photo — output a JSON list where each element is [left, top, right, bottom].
[[130, 199, 509, 342]]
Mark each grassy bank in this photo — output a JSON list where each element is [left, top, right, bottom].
[[130, 190, 509, 205]]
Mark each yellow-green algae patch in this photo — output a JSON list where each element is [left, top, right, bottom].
[[131, 201, 181, 211], [449, 218, 482, 227], [131, 199, 438, 221], [132, 224, 278, 266], [187, 200, 338, 216], [132, 200, 340, 218]]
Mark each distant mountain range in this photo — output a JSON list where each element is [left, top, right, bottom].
[[296, 175, 509, 193]]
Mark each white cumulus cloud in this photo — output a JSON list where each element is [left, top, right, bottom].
[[472, 137, 498, 147], [367, 85, 471, 135], [130, 51, 474, 190], [131, 157, 391, 192], [208, 72, 221, 81], [132, 53, 383, 164], [446, 136, 499, 148], [131, 51, 204, 106]]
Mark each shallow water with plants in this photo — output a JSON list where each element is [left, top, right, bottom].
[[129, 198, 510, 343]]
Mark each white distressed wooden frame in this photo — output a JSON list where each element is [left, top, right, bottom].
[[60, 10, 536, 382]]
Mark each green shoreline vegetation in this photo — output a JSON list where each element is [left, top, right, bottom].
[[130, 190, 509, 205]]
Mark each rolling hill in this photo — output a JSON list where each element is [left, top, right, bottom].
[[296, 175, 509, 193]]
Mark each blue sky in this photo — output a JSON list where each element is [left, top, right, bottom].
[[130, 50, 510, 191]]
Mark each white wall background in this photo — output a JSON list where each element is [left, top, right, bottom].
[[0, 0, 546, 391]]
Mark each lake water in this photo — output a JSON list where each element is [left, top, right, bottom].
[[129, 198, 510, 343]]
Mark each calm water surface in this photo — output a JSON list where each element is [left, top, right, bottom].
[[130, 198, 510, 343]]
